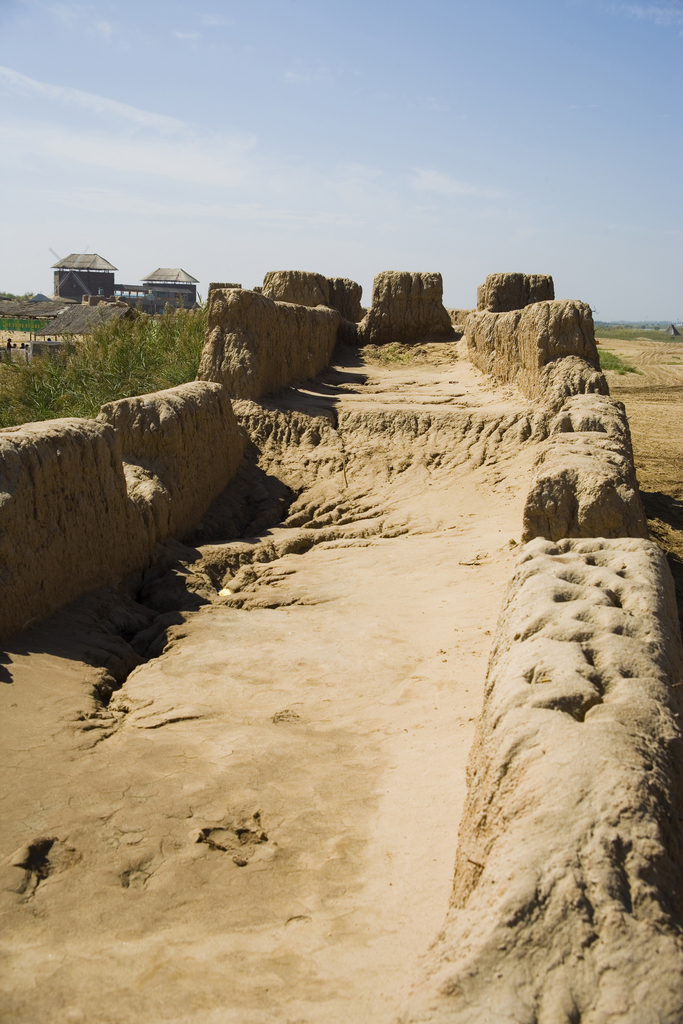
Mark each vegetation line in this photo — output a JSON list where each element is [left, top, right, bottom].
[[596, 327, 678, 343], [0, 307, 206, 428], [598, 349, 641, 375]]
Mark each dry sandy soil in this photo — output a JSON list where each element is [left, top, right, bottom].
[[597, 335, 683, 632], [0, 337, 680, 1023]]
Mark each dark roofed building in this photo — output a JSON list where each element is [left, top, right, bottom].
[[52, 253, 118, 302], [132, 268, 198, 313], [142, 268, 199, 285]]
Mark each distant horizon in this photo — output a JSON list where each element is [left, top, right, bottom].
[[2, 282, 682, 328], [1, 0, 681, 321]]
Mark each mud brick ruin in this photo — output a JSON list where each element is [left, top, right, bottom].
[[1, 268, 681, 1023]]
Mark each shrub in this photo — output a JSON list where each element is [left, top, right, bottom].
[[0, 307, 207, 427], [598, 349, 640, 375]]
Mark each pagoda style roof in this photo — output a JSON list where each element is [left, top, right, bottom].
[[51, 254, 118, 272], [141, 268, 199, 284]]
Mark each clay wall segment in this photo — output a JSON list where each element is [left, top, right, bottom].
[[0, 418, 149, 641], [407, 537, 683, 1023], [356, 271, 454, 347], [260, 271, 365, 322], [447, 308, 476, 332], [0, 383, 245, 641], [522, 390, 648, 542], [261, 270, 330, 308], [466, 299, 601, 400], [327, 277, 365, 322], [477, 271, 555, 312], [97, 382, 245, 542], [413, 276, 680, 1021], [197, 287, 341, 400]]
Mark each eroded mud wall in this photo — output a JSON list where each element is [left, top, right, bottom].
[[97, 381, 245, 543], [261, 270, 330, 308], [466, 298, 602, 399], [407, 537, 683, 1024], [197, 287, 341, 400], [0, 383, 245, 641], [356, 271, 454, 346], [260, 271, 365, 322], [407, 292, 683, 1023], [0, 281, 348, 640], [327, 277, 365, 322], [476, 271, 555, 312], [0, 418, 145, 640], [523, 392, 648, 542]]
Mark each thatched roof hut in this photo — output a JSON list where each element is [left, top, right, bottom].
[[34, 302, 132, 339]]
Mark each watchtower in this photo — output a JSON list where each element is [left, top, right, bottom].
[[51, 254, 117, 301], [139, 269, 199, 313]]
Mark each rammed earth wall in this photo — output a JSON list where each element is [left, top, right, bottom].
[[466, 299, 601, 400], [197, 287, 341, 400], [406, 287, 683, 1024], [356, 270, 454, 346], [0, 381, 246, 641], [476, 271, 555, 312], [0, 286, 346, 638]]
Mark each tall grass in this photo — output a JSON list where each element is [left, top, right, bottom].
[[0, 307, 207, 427], [597, 349, 641, 375]]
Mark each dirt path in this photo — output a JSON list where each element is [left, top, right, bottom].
[[0, 348, 545, 1023], [597, 336, 683, 632]]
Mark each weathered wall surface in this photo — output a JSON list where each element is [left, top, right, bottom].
[[0, 384, 245, 641], [407, 537, 683, 1024], [0, 418, 147, 641], [447, 308, 476, 332], [467, 299, 602, 400], [261, 271, 365, 322], [197, 287, 341, 400], [327, 277, 365, 322], [208, 282, 242, 292], [523, 393, 648, 542], [97, 382, 245, 542], [536, 352, 609, 411], [261, 270, 330, 308], [477, 271, 555, 312], [407, 277, 683, 1023], [356, 271, 455, 346]]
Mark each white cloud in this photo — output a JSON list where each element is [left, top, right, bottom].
[[96, 20, 113, 38], [29, 1, 91, 25], [608, 1, 683, 24], [174, 31, 201, 40], [47, 187, 365, 228], [409, 168, 503, 200], [0, 65, 183, 132], [0, 118, 255, 187]]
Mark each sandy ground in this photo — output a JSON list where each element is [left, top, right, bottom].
[[597, 335, 683, 631], [0, 346, 591, 1022]]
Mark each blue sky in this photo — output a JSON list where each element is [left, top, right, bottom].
[[0, 0, 681, 318]]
